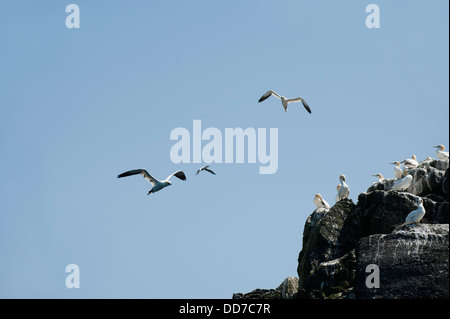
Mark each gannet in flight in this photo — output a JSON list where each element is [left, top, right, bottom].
[[372, 173, 384, 183], [402, 197, 426, 226], [117, 169, 187, 195], [196, 165, 216, 175], [434, 145, 449, 160], [314, 194, 331, 209], [390, 174, 412, 191], [390, 161, 403, 179], [258, 90, 312, 113], [336, 174, 350, 201], [401, 155, 418, 169]]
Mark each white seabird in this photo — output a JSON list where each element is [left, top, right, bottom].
[[401, 155, 419, 169], [117, 169, 187, 195], [314, 194, 331, 209], [390, 174, 412, 191], [390, 161, 403, 179], [372, 173, 384, 183], [434, 145, 449, 160], [335, 185, 341, 202], [196, 165, 216, 175], [402, 197, 426, 226], [336, 174, 350, 201], [258, 90, 312, 113]]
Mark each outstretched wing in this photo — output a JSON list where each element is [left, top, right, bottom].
[[287, 97, 312, 114], [258, 90, 281, 103], [166, 170, 187, 181], [204, 168, 216, 175], [117, 169, 157, 186]]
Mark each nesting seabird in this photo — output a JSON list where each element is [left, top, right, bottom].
[[335, 185, 341, 202], [314, 194, 331, 209], [402, 197, 426, 226], [196, 165, 216, 175], [336, 174, 350, 201], [390, 174, 412, 191], [258, 90, 311, 113], [390, 161, 403, 179], [401, 155, 419, 169], [434, 145, 449, 160], [372, 173, 384, 183], [117, 169, 187, 195]]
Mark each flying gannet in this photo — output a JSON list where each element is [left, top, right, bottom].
[[117, 169, 187, 195], [390, 174, 412, 191], [390, 161, 403, 179], [372, 173, 384, 183], [401, 155, 419, 169], [196, 165, 216, 175], [402, 197, 426, 226], [314, 194, 331, 209], [258, 90, 312, 113], [434, 145, 449, 160], [336, 174, 350, 201]]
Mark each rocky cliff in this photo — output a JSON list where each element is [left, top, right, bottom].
[[234, 158, 449, 299]]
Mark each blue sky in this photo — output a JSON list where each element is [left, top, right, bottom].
[[0, 1, 448, 298]]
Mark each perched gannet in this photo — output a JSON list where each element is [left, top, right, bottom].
[[401, 155, 419, 169], [117, 169, 187, 195], [390, 161, 403, 179], [336, 174, 350, 201], [402, 197, 426, 226], [196, 165, 216, 175], [434, 145, 449, 160], [390, 174, 412, 191], [372, 173, 384, 183], [314, 194, 331, 209], [335, 185, 341, 202], [258, 90, 312, 113]]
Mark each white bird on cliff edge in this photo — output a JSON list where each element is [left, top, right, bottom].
[[258, 90, 312, 113], [402, 197, 426, 226], [434, 145, 449, 160], [314, 194, 331, 209], [335, 185, 341, 202], [117, 169, 187, 195], [390, 174, 412, 191], [401, 155, 419, 169], [336, 174, 350, 202], [372, 173, 384, 183], [390, 161, 403, 179]]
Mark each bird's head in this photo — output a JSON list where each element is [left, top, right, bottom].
[[339, 174, 346, 182], [411, 155, 417, 161], [434, 145, 445, 151], [314, 194, 322, 200], [390, 161, 400, 166]]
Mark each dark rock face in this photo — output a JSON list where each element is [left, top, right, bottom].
[[233, 160, 449, 299], [296, 160, 449, 299], [355, 224, 449, 299]]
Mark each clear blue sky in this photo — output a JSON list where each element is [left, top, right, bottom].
[[0, 1, 448, 298]]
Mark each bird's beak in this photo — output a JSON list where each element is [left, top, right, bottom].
[[390, 162, 395, 164], [434, 145, 440, 148], [372, 174, 377, 176]]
